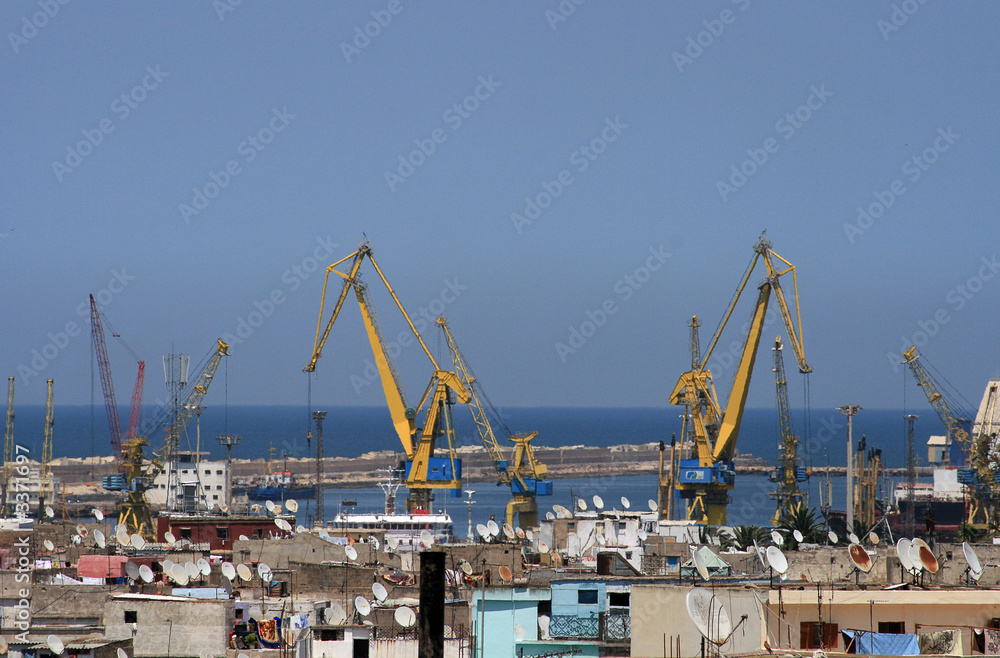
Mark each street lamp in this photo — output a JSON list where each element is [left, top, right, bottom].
[[215, 435, 242, 512], [838, 405, 862, 532]]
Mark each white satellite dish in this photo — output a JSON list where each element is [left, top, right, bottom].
[[296, 525, 306, 534], [964, 542, 984, 580], [345, 545, 358, 561], [45, 506, 54, 518], [221, 562, 236, 580], [171, 563, 189, 585], [637, 529, 647, 541], [328, 603, 347, 625], [848, 532, 860, 545], [47, 634, 64, 655], [162, 559, 175, 573], [514, 623, 526, 639], [164, 531, 176, 546], [265, 500, 275, 513], [257, 562, 271, 580], [849, 543, 874, 573], [648, 499, 658, 512], [592, 495, 604, 510], [116, 529, 129, 546], [395, 606, 416, 628], [275, 518, 292, 532], [420, 529, 435, 548], [792, 529, 804, 543], [515, 527, 525, 540], [553, 504, 572, 519], [621, 496, 631, 509], [502, 523, 515, 540], [185, 562, 200, 579], [238, 534, 249, 542], [372, 582, 388, 602], [770, 530, 783, 546], [131, 534, 146, 550], [545, 512, 555, 521], [286, 499, 299, 513], [686, 588, 733, 644], [766, 546, 788, 576], [476, 523, 489, 538], [577, 498, 587, 512], [386, 536, 399, 551], [460, 561, 473, 575], [896, 538, 915, 572], [125, 561, 140, 580], [868, 531, 880, 545], [43, 539, 55, 552], [827, 530, 838, 544], [539, 542, 549, 554], [93, 508, 105, 522], [355, 596, 372, 617], [752, 539, 767, 568], [486, 520, 500, 537], [117, 648, 128, 658], [139, 564, 154, 583], [236, 563, 252, 582], [94, 529, 107, 549], [0, 636, 7, 653], [693, 547, 711, 581]]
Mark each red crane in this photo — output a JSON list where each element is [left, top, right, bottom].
[[90, 294, 123, 455], [125, 361, 145, 442]]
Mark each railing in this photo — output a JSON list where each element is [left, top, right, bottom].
[[549, 612, 630, 641]]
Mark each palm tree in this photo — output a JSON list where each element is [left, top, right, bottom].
[[724, 525, 770, 551], [777, 504, 823, 550], [957, 522, 985, 544]]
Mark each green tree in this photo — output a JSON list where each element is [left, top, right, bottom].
[[724, 525, 770, 551], [777, 504, 823, 550]]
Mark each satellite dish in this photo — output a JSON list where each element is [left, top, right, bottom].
[[257, 563, 271, 580], [43, 539, 55, 552], [45, 506, 54, 518], [849, 543, 874, 573], [371, 537, 381, 551], [275, 518, 292, 532], [71, 535, 81, 546], [514, 623, 526, 640], [395, 606, 416, 628], [766, 546, 788, 576], [117, 648, 128, 658], [185, 562, 200, 579], [238, 535, 249, 541], [162, 559, 175, 572], [116, 529, 129, 546], [461, 561, 473, 575], [897, 538, 916, 572], [131, 534, 146, 550], [545, 512, 555, 521], [296, 525, 306, 534], [552, 505, 572, 519], [372, 582, 388, 602], [918, 544, 939, 574], [420, 529, 435, 548], [94, 529, 106, 549], [355, 596, 372, 617], [827, 531, 838, 544], [139, 564, 154, 583], [848, 532, 860, 545], [345, 545, 358, 561], [125, 561, 140, 580], [486, 520, 500, 537], [47, 634, 64, 655], [964, 542, 984, 580], [164, 531, 176, 546], [265, 500, 275, 513], [198, 558, 211, 577], [273, 504, 283, 515], [498, 565, 513, 582], [792, 529, 804, 543], [502, 523, 515, 540], [220, 503, 230, 514], [637, 529, 647, 541], [752, 539, 767, 568], [770, 530, 783, 546], [236, 564, 252, 582], [171, 563, 189, 585], [868, 531, 880, 545], [221, 562, 236, 580], [693, 547, 711, 581], [93, 508, 104, 522], [648, 499, 658, 512], [76, 523, 86, 536], [592, 495, 604, 510], [286, 499, 299, 512], [515, 527, 525, 540], [621, 496, 631, 509], [539, 542, 549, 554], [319, 529, 330, 539], [386, 536, 399, 551], [0, 636, 7, 653], [912, 537, 930, 550], [328, 603, 347, 625], [686, 588, 733, 644]]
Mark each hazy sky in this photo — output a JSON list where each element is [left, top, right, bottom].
[[2, 2, 998, 417]]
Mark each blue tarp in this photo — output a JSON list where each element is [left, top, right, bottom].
[[842, 630, 920, 655]]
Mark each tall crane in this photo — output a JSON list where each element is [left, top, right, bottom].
[[90, 295, 123, 455], [305, 241, 469, 512], [666, 234, 811, 525], [40, 379, 54, 517], [437, 316, 551, 528], [769, 336, 806, 523], [2, 377, 14, 516], [112, 339, 229, 537], [902, 346, 995, 527]]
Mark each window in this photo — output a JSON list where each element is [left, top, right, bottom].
[[217, 485, 223, 490], [316, 628, 345, 641], [216, 527, 230, 541], [254, 529, 265, 539], [578, 589, 599, 605], [879, 621, 905, 634], [179, 528, 192, 540], [567, 522, 576, 531], [216, 470, 223, 475], [800, 622, 838, 649], [213, 495, 219, 500], [205, 470, 211, 476], [608, 592, 629, 608], [124, 610, 137, 623]]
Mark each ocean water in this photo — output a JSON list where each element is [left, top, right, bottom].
[[14, 404, 942, 468]]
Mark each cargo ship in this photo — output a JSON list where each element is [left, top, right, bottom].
[[238, 470, 315, 502]]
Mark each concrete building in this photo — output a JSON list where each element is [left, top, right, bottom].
[[104, 593, 234, 657], [145, 451, 229, 512]]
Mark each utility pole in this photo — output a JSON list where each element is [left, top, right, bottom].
[[464, 489, 476, 540], [838, 405, 862, 532], [905, 414, 918, 537], [313, 411, 327, 527], [215, 435, 241, 512]]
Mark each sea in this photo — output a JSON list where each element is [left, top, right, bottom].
[[13, 405, 938, 528]]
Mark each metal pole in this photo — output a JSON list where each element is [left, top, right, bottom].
[[838, 406, 862, 533], [313, 411, 327, 528]]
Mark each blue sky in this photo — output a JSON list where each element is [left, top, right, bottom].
[[2, 2, 998, 417]]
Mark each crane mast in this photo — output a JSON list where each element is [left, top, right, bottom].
[[437, 316, 550, 528], [2, 377, 14, 516], [769, 336, 804, 522], [40, 379, 54, 516], [90, 295, 123, 455]]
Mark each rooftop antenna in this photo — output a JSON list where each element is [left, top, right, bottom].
[[464, 489, 476, 541]]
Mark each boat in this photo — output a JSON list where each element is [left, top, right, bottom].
[[241, 471, 315, 501], [889, 468, 965, 535]]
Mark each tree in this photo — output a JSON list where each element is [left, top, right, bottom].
[[724, 525, 770, 552], [777, 504, 823, 550]]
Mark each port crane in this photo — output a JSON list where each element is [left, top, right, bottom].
[[305, 241, 470, 512], [902, 346, 997, 527], [769, 336, 807, 523], [2, 377, 14, 516], [108, 339, 229, 538], [666, 234, 811, 525], [436, 316, 551, 528], [40, 379, 54, 517]]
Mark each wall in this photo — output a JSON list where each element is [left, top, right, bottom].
[[104, 595, 234, 657]]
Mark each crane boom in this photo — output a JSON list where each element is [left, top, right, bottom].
[[125, 361, 145, 441], [2, 377, 13, 515], [40, 379, 54, 516], [769, 336, 804, 522], [90, 295, 123, 454]]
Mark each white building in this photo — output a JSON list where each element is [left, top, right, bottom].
[[145, 451, 229, 512]]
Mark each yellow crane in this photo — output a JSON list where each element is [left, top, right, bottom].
[[305, 241, 470, 512], [437, 316, 551, 528], [2, 377, 13, 516], [110, 339, 229, 537], [40, 379, 54, 517], [902, 346, 996, 527], [666, 234, 810, 525]]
